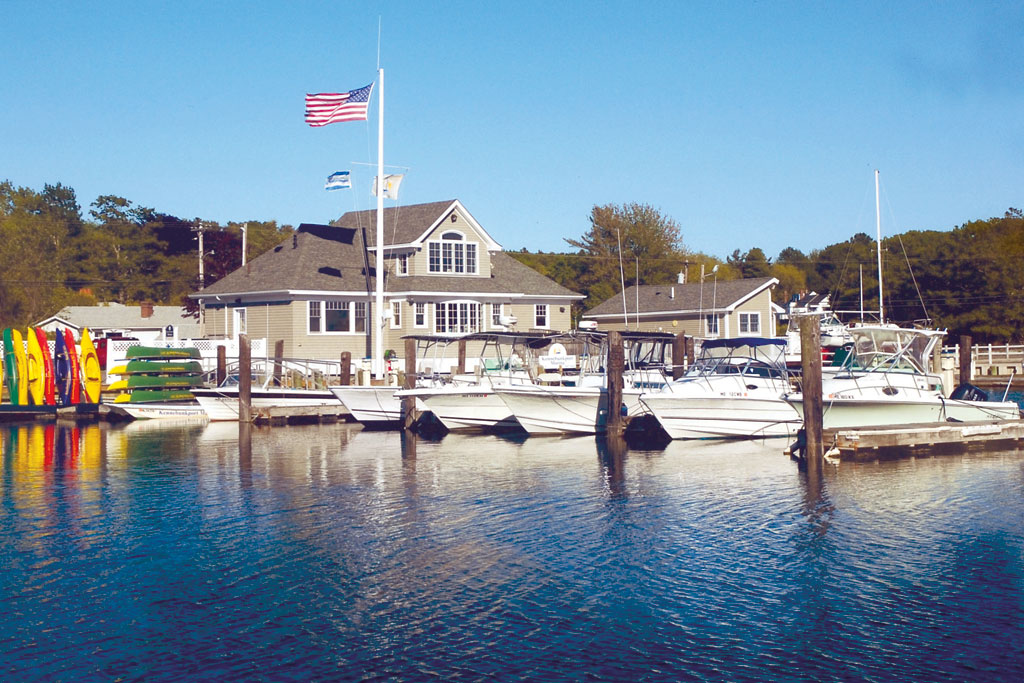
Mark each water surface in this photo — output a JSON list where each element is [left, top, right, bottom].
[[2, 421, 1023, 681]]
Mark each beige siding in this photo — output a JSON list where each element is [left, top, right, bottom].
[[410, 209, 493, 278], [587, 290, 776, 339]]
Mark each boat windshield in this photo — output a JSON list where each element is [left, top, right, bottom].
[[841, 327, 942, 374], [689, 338, 788, 379]]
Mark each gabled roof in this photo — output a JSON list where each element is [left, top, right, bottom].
[[335, 199, 502, 251], [583, 277, 777, 318], [195, 223, 373, 297], [36, 303, 201, 336], [192, 221, 581, 300]]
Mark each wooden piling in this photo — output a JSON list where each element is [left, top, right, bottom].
[[401, 337, 418, 431], [340, 351, 352, 386], [239, 334, 252, 423], [672, 333, 687, 380], [273, 340, 284, 387], [457, 339, 467, 376], [959, 335, 972, 386], [798, 314, 823, 465], [216, 345, 226, 386], [606, 330, 625, 437]]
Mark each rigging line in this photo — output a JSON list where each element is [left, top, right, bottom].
[[897, 233, 929, 322]]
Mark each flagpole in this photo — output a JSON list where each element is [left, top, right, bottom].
[[374, 67, 385, 379]]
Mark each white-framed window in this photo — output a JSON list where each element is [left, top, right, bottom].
[[435, 301, 482, 334], [308, 300, 366, 334], [354, 302, 366, 332], [491, 303, 503, 328], [705, 314, 720, 337], [414, 302, 427, 328], [390, 300, 402, 329], [739, 312, 760, 334], [427, 231, 478, 274], [397, 254, 409, 276], [233, 308, 247, 336], [534, 304, 549, 329]]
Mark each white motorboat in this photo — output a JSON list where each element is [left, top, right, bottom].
[[640, 337, 800, 439], [495, 331, 676, 435], [116, 401, 209, 420], [393, 331, 562, 432], [329, 384, 405, 425], [192, 385, 344, 421], [784, 325, 1021, 428]]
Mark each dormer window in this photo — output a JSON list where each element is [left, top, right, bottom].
[[428, 231, 478, 274], [397, 253, 409, 275]]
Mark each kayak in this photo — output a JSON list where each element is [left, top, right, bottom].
[[79, 328, 102, 403], [62, 328, 81, 404], [3, 328, 21, 405]]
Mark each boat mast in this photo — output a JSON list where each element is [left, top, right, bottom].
[[374, 67, 385, 379], [875, 169, 884, 323]]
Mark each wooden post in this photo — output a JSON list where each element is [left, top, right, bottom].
[[457, 339, 467, 376], [216, 345, 226, 386], [273, 339, 284, 387], [339, 351, 352, 386], [798, 314, 823, 465], [239, 334, 252, 424], [959, 335, 972, 386], [686, 336, 695, 365], [672, 332, 687, 380], [401, 337, 418, 431], [606, 330, 625, 437]]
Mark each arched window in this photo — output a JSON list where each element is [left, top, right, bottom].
[[428, 231, 478, 274]]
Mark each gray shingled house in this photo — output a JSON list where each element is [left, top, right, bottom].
[[581, 276, 780, 339], [190, 200, 583, 363]]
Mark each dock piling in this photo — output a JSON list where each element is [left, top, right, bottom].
[[239, 334, 252, 423], [216, 345, 226, 386], [798, 314, 823, 465], [607, 330, 625, 437], [401, 338, 418, 431], [672, 333, 687, 380], [960, 335, 972, 386]]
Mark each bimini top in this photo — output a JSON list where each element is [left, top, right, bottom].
[[701, 337, 787, 349]]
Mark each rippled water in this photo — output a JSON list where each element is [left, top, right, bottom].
[[2, 420, 1024, 681]]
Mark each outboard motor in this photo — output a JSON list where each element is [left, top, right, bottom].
[[950, 383, 989, 402]]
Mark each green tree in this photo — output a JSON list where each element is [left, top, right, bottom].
[[565, 202, 687, 310]]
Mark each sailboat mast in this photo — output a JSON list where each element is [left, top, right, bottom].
[[374, 67, 385, 379], [875, 169, 884, 323]]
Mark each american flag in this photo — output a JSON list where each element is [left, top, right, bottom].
[[305, 83, 373, 126]]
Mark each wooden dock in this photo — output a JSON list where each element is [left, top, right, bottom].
[[251, 404, 351, 426], [822, 420, 1024, 461]]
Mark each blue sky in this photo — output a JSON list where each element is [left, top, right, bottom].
[[3, 1, 1021, 259]]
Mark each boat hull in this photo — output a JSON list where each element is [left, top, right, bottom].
[[641, 394, 799, 439], [329, 386, 425, 426], [496, 386, 646, 435], [117, 402, 209, 420], [788, 395, 1021, 429], [416, 389, 519, 432], [192, 387, 344, 421]]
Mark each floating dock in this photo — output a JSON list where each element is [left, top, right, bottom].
[[821, 420, 1024, 461]]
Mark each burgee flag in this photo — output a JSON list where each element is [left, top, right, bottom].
[[372, 174, 404, 200], [325, 171, 351, 190], [305, 83, 373, 126]]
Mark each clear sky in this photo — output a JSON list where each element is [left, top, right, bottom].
[[3, 1, 1021, 259]]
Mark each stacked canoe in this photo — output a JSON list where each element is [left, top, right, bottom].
[[108, 346, 204, 405]]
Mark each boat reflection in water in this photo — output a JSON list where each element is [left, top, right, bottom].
[[3, 422, 1024, 680]]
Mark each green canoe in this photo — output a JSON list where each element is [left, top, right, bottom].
[[124, 346, 202, 360], [108, 374, 204, 390], [113, 389, 198, 404], [109, 359, 204, 376]]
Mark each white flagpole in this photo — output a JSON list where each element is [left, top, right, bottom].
[[374, 67, 385, 379]]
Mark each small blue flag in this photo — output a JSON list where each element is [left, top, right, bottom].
[[325, 171, 351, 190]]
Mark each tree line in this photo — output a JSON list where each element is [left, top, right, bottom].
[[508, 203, 1024, 344], [2, 180, 1022, 343], [0, 181, 292, 326]]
